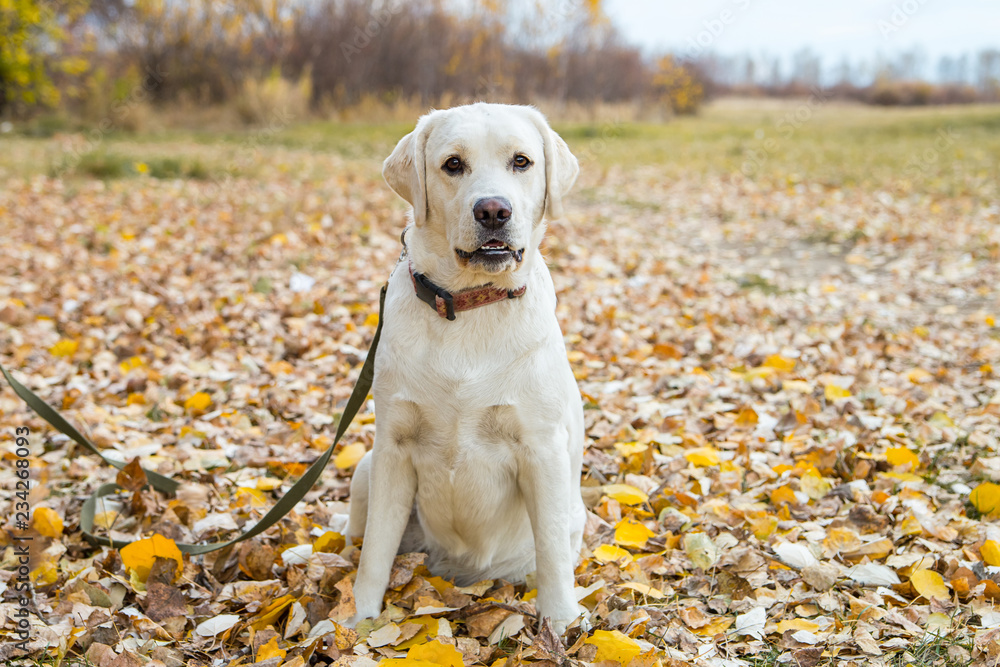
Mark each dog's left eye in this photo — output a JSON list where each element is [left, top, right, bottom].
[[443, 157, 464, 174], [512, 154, 532, 171]]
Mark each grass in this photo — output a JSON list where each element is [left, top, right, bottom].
[[2, 99, 998, 198]]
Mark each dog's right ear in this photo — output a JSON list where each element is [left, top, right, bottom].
[[383, 114, 434, 227]]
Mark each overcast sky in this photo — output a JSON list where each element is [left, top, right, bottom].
[[603, 0, 1000, 64]]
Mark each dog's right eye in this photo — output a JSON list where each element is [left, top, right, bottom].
[[442, 157, 464, 174]]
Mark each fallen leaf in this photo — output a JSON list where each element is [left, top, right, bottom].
[[195, 613, 240, 637], [334, 442, 367, 469], [971, 482, 1000, 514], [119, 534, 183, 583], [734, 606, 766, 640], [683, 532, 719, 570], [614, 517, 655, 549], [602, 483, 648, 505], [584, 629, 642, 665], [32, 507, 63, 538], [910, 569, 950, 601]]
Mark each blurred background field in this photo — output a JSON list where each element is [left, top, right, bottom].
[[1, 101, 998, 194], [2, 0, 999, 199]]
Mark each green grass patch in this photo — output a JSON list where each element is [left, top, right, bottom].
[[6, 101, 1000, 196]]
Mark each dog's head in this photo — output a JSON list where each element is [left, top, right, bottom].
[[383, 103, 578, 287]]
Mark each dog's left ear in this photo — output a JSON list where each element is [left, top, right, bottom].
[[383, 112, 436, 227], [526, 108, 579, 220]]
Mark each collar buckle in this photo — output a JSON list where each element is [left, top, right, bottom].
[[413, 271, 456, 321]]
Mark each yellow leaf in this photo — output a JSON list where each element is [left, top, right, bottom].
[[927, 411, 955, 429], [31, 561, 58, 586], [613, 442, 649, 457], [119, 356, 145, 373], [119, 534, 183, 583], [593, 544, 633, 564], [251, 594, 295, 631], [776, 619, 820, 633], [603, 483, 648, 506], [126, 392, 146, 405], [314, 531, 345, 553], [334, 443, 366, 469], [683, 532, 718, 570], [782, 379, 811, 393], [49, 339, 79, 357], [255, 477, 283, 491], [584, 630, 642, 665], [971, 482, 1000, 515], [886, 447, 920, 471], [823, 527, 862, 555], [235, 487, 267, 507], [910, 569, 949, 601], [745, 511, 777, 540], [406, 640, 464, 667], [614, 518, 655, 549], [184, 392, 212, 413], [926, 612, 951, 636], [982, 540, 1000, 566], [764, 354, 796, 373], [770, 485, 798, 506], [685, 447, 720, 467], [257, 636, 286, 663], [824, 384, 851, 401], [906, 368, 933, 384], [620, 581, 664, 599], [692, 616, 734, 636], [393, 616, 446, 650], [380, 660, 438, 667], [734, 406, 758, 426], [799, 469, 831, 500], [363, 312, 380, 328], [33, 507, 63, 538]]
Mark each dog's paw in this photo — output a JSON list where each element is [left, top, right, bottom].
[[539, 605, 587, 636]]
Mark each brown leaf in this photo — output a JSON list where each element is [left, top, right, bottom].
[[466, 607, 513, 638], [116, 457, 148, 493], [388, 552, 426, 590], [108, 650, 145, 667], [530, 616, 567, 662], [239, 540, 277, 580], [847, 505, 889, 534], [853, 628, 883, 656], [142, 581, 188, 622], [716, 570, 755, 600], [147, 556, 181, 586], [678, 606, 711, 629], [329, 576, 356, 621], [85, 643, 117, 667], [792, 647, 824, 667]]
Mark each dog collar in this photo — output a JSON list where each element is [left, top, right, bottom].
[[409, 265, 526, 321]]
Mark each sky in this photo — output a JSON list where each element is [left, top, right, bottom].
[[603, 0, 1000, 66]]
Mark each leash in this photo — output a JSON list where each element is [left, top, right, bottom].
[[0, 285, 386, 554]]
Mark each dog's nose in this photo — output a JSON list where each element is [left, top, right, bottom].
[[473, 197, 512, 230]]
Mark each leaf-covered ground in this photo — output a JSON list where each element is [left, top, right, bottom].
[[1, 106, 1000, 667]]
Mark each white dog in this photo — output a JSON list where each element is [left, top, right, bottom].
[[346, 103, 586, 633]]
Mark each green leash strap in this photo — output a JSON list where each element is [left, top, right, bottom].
[[1, 285, 386, 554]]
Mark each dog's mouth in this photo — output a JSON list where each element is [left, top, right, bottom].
[[456, 240, 524, 265]]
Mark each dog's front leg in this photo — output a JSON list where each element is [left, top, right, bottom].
[[348, 439, 416, 624], [518, 425, 581, 635]]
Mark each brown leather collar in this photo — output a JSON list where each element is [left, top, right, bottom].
[[409, 265, 526, 321]]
